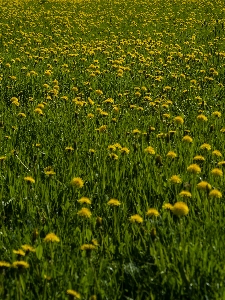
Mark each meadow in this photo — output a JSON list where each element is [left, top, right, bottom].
[[1, 0, 225, 299]]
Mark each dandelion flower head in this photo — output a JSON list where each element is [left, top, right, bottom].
[[71, 177, 84, 188], [169, 175, 182, 184], [129, 214, 143, 223], [171, 202, 189, 216], [146, 208, 160, 217], [44, 233, 60, 243], [77, 207, 92, 218], [107, 199, 121, 206]]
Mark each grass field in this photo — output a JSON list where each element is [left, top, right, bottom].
[[1, 0, 225, 299]]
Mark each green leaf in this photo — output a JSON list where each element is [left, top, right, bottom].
[[36, 245, 43, 260]]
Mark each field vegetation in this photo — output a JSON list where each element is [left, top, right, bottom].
[[1, 0, 225, 299]]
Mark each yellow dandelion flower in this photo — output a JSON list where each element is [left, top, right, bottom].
[[65, 146, 74, 152], [87, 113, 94, 118], [45, 170, 56, 176], [24, 176, 35, 184], [187, 164, 201, 174], [132, 129, 141, 134], [144, 146, 155, 155], [171, 202, 189, 216], [197, 181, 212, 190], [80, 244, 96, 251], [146, 208, 160, 217], [162, 203, 173, 210], [129, 214, 143, 223], [218, 161, 225, 166], [179, 190, 192, 198], [212, 150, 222, 157], [174, 116, 184, 125], [163, 113, 171, 119], [0, 261, 11, 268], [211, 168, 223, 176], [109, 153, 119, 160], [0, 156, 6, 161], [193, 155, 205, 161], [77, 197, 91, 205], [113, 143, 122, 149], [71, 177, 84, 188], [169, 175, 182, 184], [107, 199, 121, 206], [220, 128, 225, 133], [34, 108, 44, 115], [77, 207, 92, 218], [95, 89, 103, 96], [97, 125, 107, 132], [89, 149, 95, 154], [197, 114, 208, 121], [91, 239, 99, 246], [17, 112, 26, 118], [108, 145, 116, 151], [200, 143, 211, 150], [66, 290, 81, 299], [21, 244, 35, 253], [13, 249, 25, 256], [212, 111, 221, 118], [166, 151, 177, 158], [12, 261, 29, 269], [44, 233, 60, 243], [182, 135, 193, 143], [209, 189, 222, 198], [120, 147, 130, 154]]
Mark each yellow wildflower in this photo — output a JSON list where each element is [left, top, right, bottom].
[[169, 175, 182, 184], [182, 135, 193, 143], [193, 155, 205, 161], [132, 129, 141, 134], [200, 143, 211, 150], [211, 168, 223, 176], [97, 125, 107, 132], [44, 233, 60, 243], [174, 116, 184, 125], [66, 290, 81, 299], [65, 146, 74, 152], [179, 191, 192, 198], [107, 199, 121, 206], [162, 203, 173, 210], [120, 147, 130, 154], [129, 214, 143, 223], [24, 176, 35, 184], [21, 244, 35, 253], [144, 146, 155, 155], [0, 261, 11, 268], [71, 177, 84, 188], [77, 197, 91, 205], [146, 208, 160, 217], [80, 244, 96, 251], [166, 151, 177, 158], [77, 207, 92, 218], [197, 181, 212, 190], [187, 164, 201, 174], [197, 114, 208, 121], [34, 108, 44, 115], [13, 249, 25, 256], [209, 189, 222, 198], [171, 202, 189, 216], [212, 150, 222, 157], [12, 261, 29, 269], [212, 111, 221, 118]]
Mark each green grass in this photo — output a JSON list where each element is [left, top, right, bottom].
[[1, 0, 225, 299]]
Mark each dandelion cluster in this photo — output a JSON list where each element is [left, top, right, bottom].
[[1, 0, 225, 297]]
